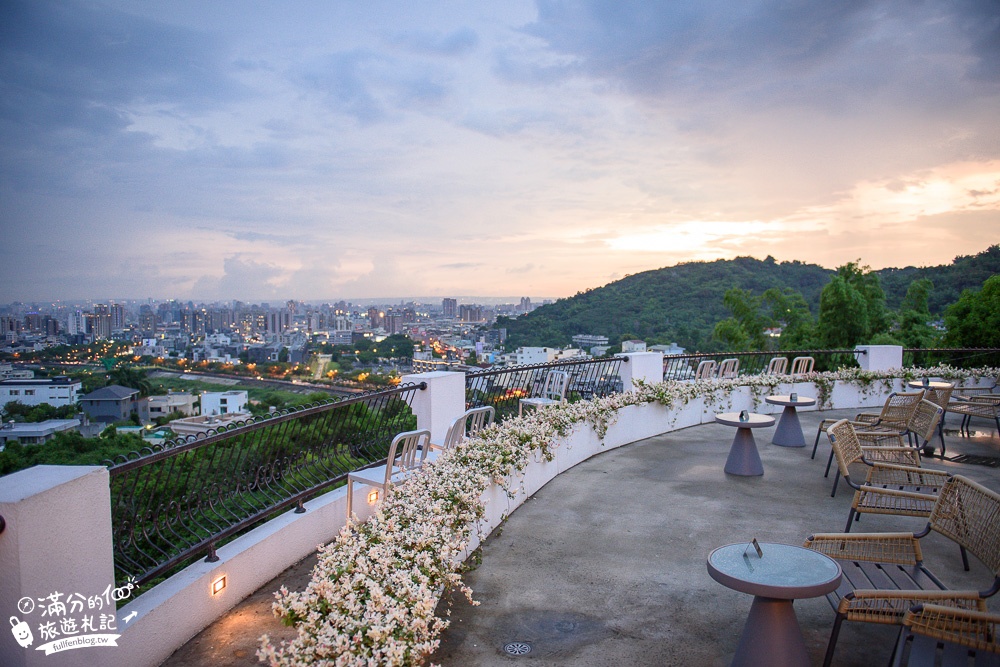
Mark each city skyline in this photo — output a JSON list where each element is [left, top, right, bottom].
[[2, 1, 998, 302]]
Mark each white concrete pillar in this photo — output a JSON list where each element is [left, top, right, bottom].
[[854, 345, 903, 372], [0, 465, 116, 667], [617, 352, 664, 391], [400, 371, 466, 444]]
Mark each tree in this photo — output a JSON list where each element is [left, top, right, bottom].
[[817, 261, 889, 347], [109, 367, 153, 396], [893, 278, 938, 349], [712, 288, 769, 350], [942, 275, 1000, 347], [762, 287, 816, 349]]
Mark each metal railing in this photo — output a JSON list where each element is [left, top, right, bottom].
[[106, 382, 424, 586], [662, 349, 864, 379], [465, 356, 627, 422], [903, 348, 1000, 370]]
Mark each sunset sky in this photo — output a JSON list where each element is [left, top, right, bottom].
[[2, 1, 998, 302]]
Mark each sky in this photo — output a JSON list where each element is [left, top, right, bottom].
[[1, 0, 998, 303]]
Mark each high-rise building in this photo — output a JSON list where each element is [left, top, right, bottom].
[[442, 298, 457, 318], [110, 303, 126, 330], [91, 305, 112, 340]]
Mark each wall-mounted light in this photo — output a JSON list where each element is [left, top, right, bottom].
[[367, 489, 380, 505], [211, 575, 227, 596]]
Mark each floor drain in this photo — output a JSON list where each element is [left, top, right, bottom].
[[503, 641, 532, 656]]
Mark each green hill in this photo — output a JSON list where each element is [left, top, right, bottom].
[[497, 245, 1000, 351]]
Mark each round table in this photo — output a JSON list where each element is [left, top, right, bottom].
[[708, 542, 842, 667], [716, 412, 775, 476], [907, 380, 954, 391], [764, 395, 816, 448]]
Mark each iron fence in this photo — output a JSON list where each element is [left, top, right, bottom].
[[662, 349, 864, 379], [903, 348, 1000, 370], [106, 382, 424, 586], [465, 356, 627, 422]]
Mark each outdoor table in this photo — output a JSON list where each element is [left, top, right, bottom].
[[715, 412, 775, 476], [707, 542, 842, 667], [907, 380, 954, 391], [764, 395, 816, 448]]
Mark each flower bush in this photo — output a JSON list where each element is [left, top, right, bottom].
[[259, 364, 998, 666]]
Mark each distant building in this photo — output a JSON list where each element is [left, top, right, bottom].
[[200, 390, 248, 416], [0, 419, 80, 445], [168, 412, 253, 437], [442, 298, 457, 318], [0, 377, 81, 408], [621, 340, 647, 353], [79, 385, 140, 424], [572, 334, 609, 349], [0, 363, 33, 380], [138, 391, 197, 423]]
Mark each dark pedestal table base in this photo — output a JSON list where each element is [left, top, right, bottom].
[[725, 428, 765, 476], [772, 406, 805, 448], [731, 597, 809, 667]]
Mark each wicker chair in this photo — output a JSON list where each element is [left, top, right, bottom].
[[826, 419, 950, 531], [920, 384, 954, 455], [946, 395, 1000, 441], [346, 429, 430, 517], [427, 405, 495, 459], [519, 370, 570, 416], [765, 356, 788, 375], [892, 604, 1000, 666], [952, 378, 998, 399], [804, 475, 1000, 667], [812, 390, 924, 466], [851, 399, 944, 465]]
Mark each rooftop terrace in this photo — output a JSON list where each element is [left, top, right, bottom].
[[162, 405, 1000, 667]]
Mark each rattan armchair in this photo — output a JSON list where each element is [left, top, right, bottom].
[[893, 604, 1000, 665], [851, 399, 943, 465], [946, 395, 1000, 442], [804, 475, 1000, 667], [812, 390, 923, 463], [826, 420, 950, 531]]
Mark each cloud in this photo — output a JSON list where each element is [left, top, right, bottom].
[[390, 28, 479, 57]]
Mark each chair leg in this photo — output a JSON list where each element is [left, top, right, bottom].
[[830, 470, 841, 498], [961, 545, 970, 572], [822, 614, 845, 667], [346, 478, 353, 518], [812, 428, 823, 459], [825, 448, 836, 478], [844, 508, 856, 532]]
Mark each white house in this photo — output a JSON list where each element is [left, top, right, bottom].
[[200, 390, 248, 416], [0, 377, 81, 408]]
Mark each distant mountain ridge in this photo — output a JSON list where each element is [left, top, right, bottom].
[[496, 245, 1000, 351]]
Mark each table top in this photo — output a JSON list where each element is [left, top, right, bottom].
[[715, 412, 775, 429], [765, 395, 816, 407], [707, 542, 842, 599], [907, 380, 954, 390]]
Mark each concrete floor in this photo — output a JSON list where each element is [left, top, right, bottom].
[[161, 407, 1000, 667]]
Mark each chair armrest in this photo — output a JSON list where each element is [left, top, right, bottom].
[[903, 604, 1000, 648], [854, 412, 880, 424], [856, 431, 906, 447], [867, 463, 949, 487], [804, 532, 921, 565], [840, 590, 987, 622]]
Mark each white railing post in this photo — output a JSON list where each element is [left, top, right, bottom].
[[401, 371, 466, 444], [0, 465, 115, 667], [617, 352, 664, 391], [854, 345, 903, 372]]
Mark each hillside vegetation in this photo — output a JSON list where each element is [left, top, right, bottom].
[[497, 245, 1000, 351]]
